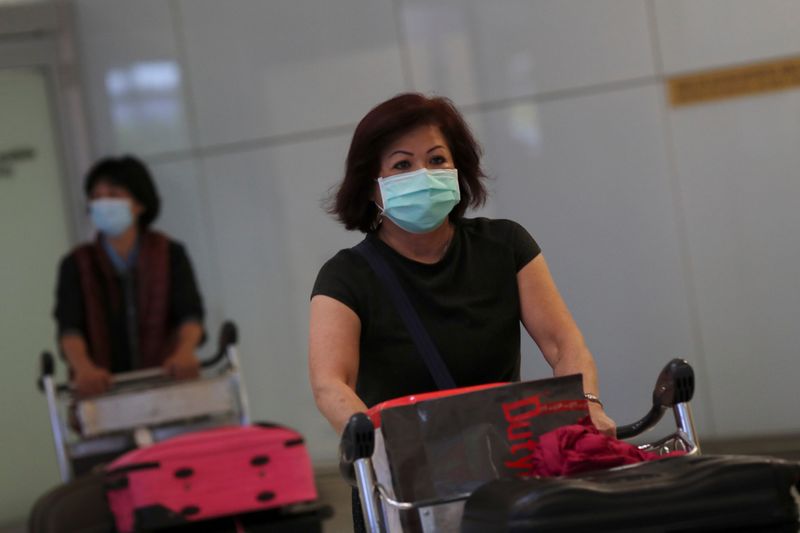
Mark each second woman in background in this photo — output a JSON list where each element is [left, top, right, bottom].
[[54, 156, 205, 396]]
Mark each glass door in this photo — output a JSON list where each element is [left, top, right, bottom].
[[0, 66, 73, 524]]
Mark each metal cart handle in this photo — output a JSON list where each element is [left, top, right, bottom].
[[199, 320, 238, 369], [616, 358, 695, 440], [112, 320, 240, 385], [37, 320, 240, 393], [341, 413, 385, 532]]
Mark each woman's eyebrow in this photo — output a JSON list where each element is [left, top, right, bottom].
[[388, 145, 445, 158]]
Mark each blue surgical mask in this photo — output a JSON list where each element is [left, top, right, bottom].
[[89, 198, 134, 237], [377, 168, 460, 233]]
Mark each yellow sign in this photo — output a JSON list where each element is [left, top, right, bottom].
[[668, 56, 800, 107]]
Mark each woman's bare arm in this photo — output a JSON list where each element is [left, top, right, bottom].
[[308, 295, 368, 434], [517, 254, 616, 435]]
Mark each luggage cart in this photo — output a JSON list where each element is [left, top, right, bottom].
[[37, 320, 249, 482], [340, 359, 703, 533], [32, 320, 335, 533]]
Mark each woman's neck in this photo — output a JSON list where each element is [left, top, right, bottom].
[[377, 220, 455, 264], [105, 225, 139, 261]]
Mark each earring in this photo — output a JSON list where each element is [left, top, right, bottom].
[[369, 202, 383, 231]]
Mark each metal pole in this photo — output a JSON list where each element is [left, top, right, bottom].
[[355, 458, 385, 533], [43, 376, 71, 482], [674, 402, 701, 454], [227, 345, 251, 426]]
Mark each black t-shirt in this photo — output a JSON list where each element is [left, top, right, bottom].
[[53, 240, 205, 373], [311, 217, 541, 407]]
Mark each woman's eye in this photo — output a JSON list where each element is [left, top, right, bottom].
[[430, 155, 447, 166], [392, 160, 411, 170]]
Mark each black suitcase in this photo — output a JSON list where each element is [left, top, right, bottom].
[[148, 505, 333, 532], [28, 471, 115, 533], [461, 454, 800, 532], [28, 471, 332, 533]]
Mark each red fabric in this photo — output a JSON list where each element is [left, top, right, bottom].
[[73, 231, 172, 370], [134, 232, 173, 368], [529, 417, 684, 477], [74, 240, 119, 370]]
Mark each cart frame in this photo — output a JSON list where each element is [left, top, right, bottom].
[[340, 358, 700, 533], [37, 321, 249, 482]]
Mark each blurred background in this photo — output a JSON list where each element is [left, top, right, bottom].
[[1, 0, 799, 529]]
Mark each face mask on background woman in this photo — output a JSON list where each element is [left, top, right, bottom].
[[89, 198, 134, 237], [377, 168, 460, 233]]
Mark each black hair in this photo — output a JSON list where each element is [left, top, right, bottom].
[[84, 155, 161, 228]]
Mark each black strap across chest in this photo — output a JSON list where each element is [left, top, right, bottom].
[[353, 239, 456, 390]]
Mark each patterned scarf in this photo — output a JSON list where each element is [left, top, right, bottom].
[[73, 231, 172, 370]]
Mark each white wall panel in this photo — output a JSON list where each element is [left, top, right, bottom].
[[473, 85, 714, 432], [74, 0, 192, 156], [202, 133, 356, 460], [654, 0, 800, 74], [461, 109, 498, 220], [401, 0, 655, 106], [147, 158, 224, 336], [176, 0, 407, 148], [669, 91, 800, 437], [63, 0, 800, 472]]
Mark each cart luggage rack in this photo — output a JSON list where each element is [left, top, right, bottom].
[[341, 358, 706, 533], [38, 321, 249, 482]]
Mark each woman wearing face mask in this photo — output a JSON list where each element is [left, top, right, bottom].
[[311, 94, 616, 531], [309, 93, 615, 435], [53, 156, 205, 397]]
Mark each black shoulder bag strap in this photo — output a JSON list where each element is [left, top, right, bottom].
[[353, 239, 457, 390]]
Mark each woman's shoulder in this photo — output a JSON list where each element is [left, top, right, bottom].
[[165, 237, 188, 257], [460, 217, 540, 268], [312, 242, 373, 307], [143, 229, 178, 248], [57, 248, 80, 276], [459, 217, 531, 239], [317, 244, 368, 278], [61, 240, 95, 265], [140, 230, 189, 259], [57, 240, 98, 285]]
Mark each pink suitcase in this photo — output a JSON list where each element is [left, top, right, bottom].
[[105, 424, 318, 533]]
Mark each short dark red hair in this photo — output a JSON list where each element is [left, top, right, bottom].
[[330, 93, 487, 232]]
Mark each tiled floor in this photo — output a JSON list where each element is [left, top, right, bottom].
[[316, 467, 354, 533], [701, 434, 800, 461]]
